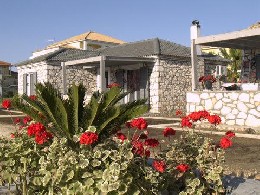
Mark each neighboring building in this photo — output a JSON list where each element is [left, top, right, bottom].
[[0, 61, 18, 97], [30, 31, 125, 59], [17, 32, 228, 115]]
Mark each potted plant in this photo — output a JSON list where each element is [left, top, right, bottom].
[[199, 75, 216, 90]]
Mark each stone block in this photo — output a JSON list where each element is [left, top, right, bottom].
[[221, 106, 231, 115], [216, 93, 223, 100], [200, 93, 209, 99], [254, 93, 260, 102], [237, 102, 249, 112], [239, 93, 250, 102], [205, 99, 213, 110], [186, 93, 200, 103], [222, 98, 232, 103], [226, 113, 235, 119], [214, 100, 223, 110], [189, 105, 196, 112], [237, 112, 247, 119], [248, 109, 260, 118], [230, 93, 239, 100], [245, 114, 260, 127], [226, 120, 235, 125], [232, 108, 239, 115], [236, 119, 245, 126]]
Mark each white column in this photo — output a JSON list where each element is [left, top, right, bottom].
[[61, 62, 67, 95], [99, 56, 106, 92], [83, 40, 88, 50], [190, 21, 200, 91]]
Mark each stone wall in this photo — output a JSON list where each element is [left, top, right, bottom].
[[157, 57, 192, 115], [186, 91, 260, 129], [66, 65, 97, 95]]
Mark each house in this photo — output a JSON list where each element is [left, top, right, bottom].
[[17, 32, 228, 115], [188, 21, 260, 129], [0, 61, 18, 97]]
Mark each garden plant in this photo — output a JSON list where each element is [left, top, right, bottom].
[[0, 83, 235, 194]]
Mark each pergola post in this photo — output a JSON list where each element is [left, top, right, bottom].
[[61, 62, 67, 95], [99, 56, 106, 92], [190, 21, 200, 91]]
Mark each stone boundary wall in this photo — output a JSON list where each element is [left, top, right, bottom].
[[186, 91, 260, 129]]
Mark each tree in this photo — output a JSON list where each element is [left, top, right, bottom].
[[220, 48, 242, 82]]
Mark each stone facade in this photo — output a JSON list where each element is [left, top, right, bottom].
[[187, 91, 260, 129], [159, 58, 192, 114], [18, 62, 97, 96]]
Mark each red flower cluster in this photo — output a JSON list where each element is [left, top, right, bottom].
[[2, 99, 11, 109], [199, 75, 216, 83], [23, 116, 32, 125], [132, 140, 150, 157], [107, 83, 120, 88], [163, 127, 176, 137], [14, 118, 21, 124], [225, 131, 235, 138], [188, 110, 210, 122], [153, 160, 166, 173], [27, 122, 53, 144], [181, 117, 192, 128], [29, 95, 37, 100], [219, 137, 232, 149], [130, 118, 148, 130], [116, 132, 127, 142], [144, 138, 159, 147], [207, 115, 221, 125], [176, 164, 190, 172], [80, 132, 98, 145]]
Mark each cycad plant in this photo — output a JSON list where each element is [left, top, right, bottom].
[[12, 82, 148, 147]]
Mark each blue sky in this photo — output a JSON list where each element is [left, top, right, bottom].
[[0, 0, 259, 64]]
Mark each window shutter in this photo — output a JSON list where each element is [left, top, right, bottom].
[[30, 72, 37, 95], [23, 74, 27, 94], [140, 67, 149, 100]]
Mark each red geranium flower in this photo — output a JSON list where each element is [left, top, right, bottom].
[[219, 137, 232, 149], [153, 160, 166, 173], [144, 138, 159, 147], [176, 164, 190, 172], [14, 118, 21, 124], [181, 117, 192, 128], [144, 150, 150, 157], [107, 83, 120, 88], [35, 131, 53, 144], [29, 95, 37, 100], [23, 116, 32, 125], [116, 132, 127, 142], [80, 132, 98, 145], [163, 127, 176, 137], [132, 140, 144, 156], [27, 122, 46, 137], [207, 115, 221, 125], [10, 133, 15, 138], [130, 118, 148, 130], [2, 99, 11, 109], [225, 131, 235, 138]]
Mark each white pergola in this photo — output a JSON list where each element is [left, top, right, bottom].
[[191, 26, 260, 90], [61, 56, 154, 94]]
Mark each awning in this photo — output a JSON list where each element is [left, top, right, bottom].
[[195, 28, 260, 49]]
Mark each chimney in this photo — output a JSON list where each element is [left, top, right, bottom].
[[190, 20, 201, 55], [83, 40, 88, 50]]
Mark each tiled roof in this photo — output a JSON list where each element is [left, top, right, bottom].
[[0, 61, 11, 66], [47, 31, 125, 49], [16, 38, 228, 66]]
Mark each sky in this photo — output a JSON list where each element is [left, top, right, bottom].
[[0, 0, 260, 65]]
